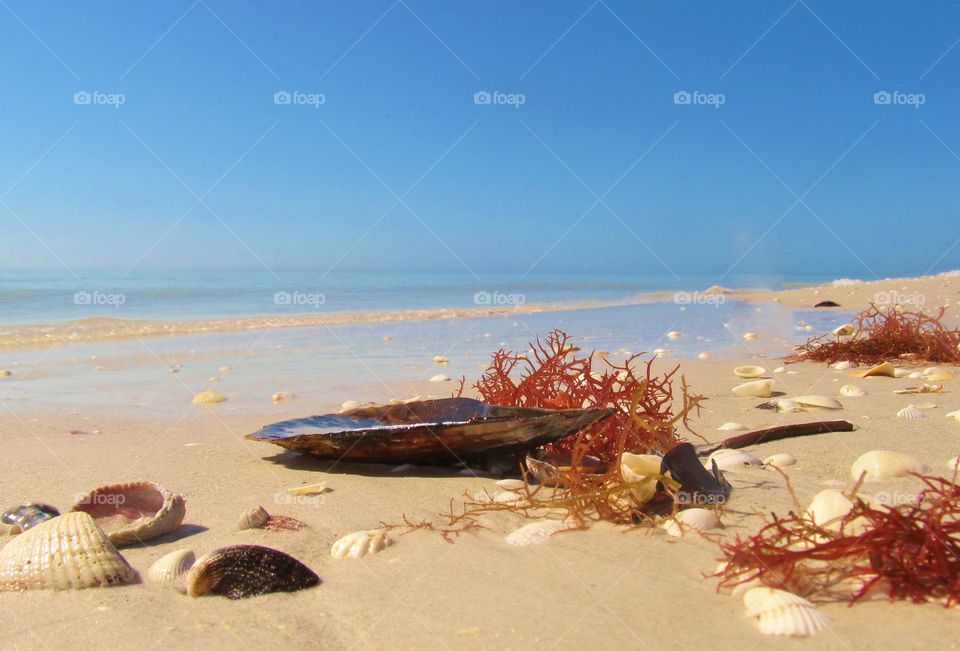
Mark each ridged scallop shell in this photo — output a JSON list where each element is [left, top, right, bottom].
[[850, 450, 930, 480], [896, 404, 927, 419], [708, 449, 763, 471], [1, 502, 60, 533], [763, 453, 796, 468], [187, 545, 319, 598], [732, 379, 774, 398], [734, 365, 767, 379], [806, 489, 853, 531], [505, 520, 570, 546], [742, 587, 830, 637], [661, 508, 722, 537], [330, 530, 391, 559], [71, 481, 185, 547], [0, 512, 136, 591], [792, 395, 843, 409], [237, 506, 269, 530], [192, 390, 226, 404], [839, 384, 865, 397], [851, 362, 895, 378], [717, 422, 749, 432], [147, 549, 195, 589]]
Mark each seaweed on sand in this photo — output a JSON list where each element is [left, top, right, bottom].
[[793, 303, 960, 365]]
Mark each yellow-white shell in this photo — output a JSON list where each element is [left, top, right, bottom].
[[717, 422, 749, 432], [734, 365, 766, 379], [948, 456, 959, 472], [147, 549, 195, 589], [620, 453, 663, 504], [832, 325, 855, 337], [428, 374, 450, 382], [666, 331, 682, 340], [776, 399, 803, 413], [805, 489, 853, 531], [732, 379, 774, 398], [192, 390, 227, 405], [851, 362, 895, 378], [839, 384, 865, 397], [330, 530, 391, 559], [708, 449, 763, 471], [697, 352, 711, 360], [505, 520, 570, 546], [286, 482, 329, 496], [0, 512, 136, 591], [923, 366, 948, 376], [742, 332, 758, 341], [791, 395, 843, 409], [850, 450, 930, 480], [0, 370, 11, 377], [925, 372, 955, 382], [763, 453, 796, 468], [661, 509, 721, 537], [742, 587, 830, 637], [237, 506, 269, 530], [896, 404, 927, 419], [432, 355, 449, 364], [833, 360, 854, 371]]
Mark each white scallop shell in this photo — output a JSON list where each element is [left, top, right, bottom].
[[839, 384, 865, 397], [192, 390, 226, 404], [428, 374, 450, 382], [708, 449, 763, 471], [734, 365, 767, 379], [806, 489, 853, 531], [850, 450, 930, 480], [732, 379, 774, 398], [330, 530, 391, 559], [763, 453, 796, 468], [851, 362, 896, 378], [791, 395, 843, 409], [742, 587, 830, 637], [661, 508, 721, 537], [505, 520, 570, 546], [237, 506, 269, 530], [0, 512, 136, 591], [896, 404, 926, 419], [717, 422, 749, 432], [147, 549, 195, 589]]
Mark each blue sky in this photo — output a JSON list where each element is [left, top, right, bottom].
[[1, 0, 959, 280]]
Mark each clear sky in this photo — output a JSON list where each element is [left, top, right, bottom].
[[1, 1, 959, 280]]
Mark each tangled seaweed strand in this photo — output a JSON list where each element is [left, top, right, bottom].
[[471, 329, 693, 461], [794, 303, 960, 365], [717, 473, 960, 606]]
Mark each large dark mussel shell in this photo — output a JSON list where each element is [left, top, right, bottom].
[[246, 397, 613, 465], [187, 544, 319, 599]]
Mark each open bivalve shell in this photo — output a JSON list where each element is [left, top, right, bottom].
[[71, 481, 185, 547], [734, 365, 767, 379], [0, 512, 136, 591], [742, 587, 830, 637], [187, 544, 319, 598], [850, 450, 930, 480], [732, 379, 774, 398]]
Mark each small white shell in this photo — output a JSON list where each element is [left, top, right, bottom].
[[923, 366, 948, 376], [237, 506, 269, 530], [832, 360, 854, 370], [893, 368, 912, 378], [340, 400, 361, 411], [908, 371, 924, 379], [806, 489, 853, 531], [839, 384, 865, 397], [287, 482, 329, 496], [763, 453, 796, 468], [947, 456, 959, 472], [833, 325, 855, 337], [271, 391, 294, 402], [432, 355, 449, 364], [734, 365, 767, 379], [776, 399, 803, 413], [717, 422, 749, 432], [945, 409, 960, 420], [505, 520, 570, 546], [697, 352, 711, 360], [192, 390, 226, 405], [708, 449, 763, 471], [742, 332, 758, 341], [742, 587, 830, 637], [850, 450, 930, 480], [661, 508, 721, 537], [791, 395, 843, 409], [147, 549, 195, 589], [494, 479, 526, 491], [666, 330, 682, 340], [428, 374, 450, 382], [330, 530, 391, 559], [896, 404, 927, 419], [773, 366, 786, 373], [732, 379, 774, 398]]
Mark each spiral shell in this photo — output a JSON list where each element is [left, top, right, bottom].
[[330, 530, 391, 559], [187, 545, 319, 598], [742, 587, 830, 637], [0, 512, 136, 591]]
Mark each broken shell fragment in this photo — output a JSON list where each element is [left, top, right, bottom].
[[851, 362, 896, 378], [839, 384, 865, 397], [330, 530, 391, 559], [0, 512, 136, 591], [620, 452, 663, 503], [742, 587, 830, 637], [850, 450, 930, 480], [763, 453, 796, 468], [147, 549, 195, 589], [71, 481, 186, 547], [192, 390, 227, 405], [432, 355, 449, 364], [734, 365, 767, 379], [187, 545, 319, 598], [776, 399, 803, 413], [791, 395, 843, 410], [661, 508, 721, 537], [286, 482, 329, 496], [732, 379, 774, 398], [1, 502, 60, 533], [742, 332, 758, 341]]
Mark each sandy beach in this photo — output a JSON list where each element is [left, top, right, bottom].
[[1, 272, 958, 650]]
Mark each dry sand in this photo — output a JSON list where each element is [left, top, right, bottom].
[[2, 273, 960, 650]]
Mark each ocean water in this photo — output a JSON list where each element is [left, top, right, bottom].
[[0, 270, 841, 324]]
